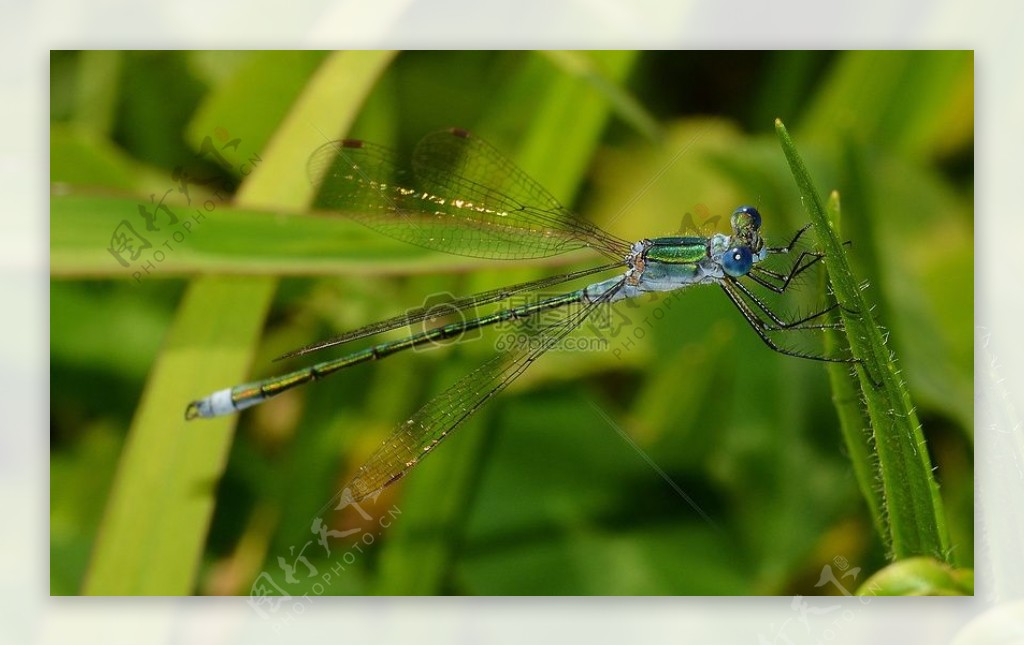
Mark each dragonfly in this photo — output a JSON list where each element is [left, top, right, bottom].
[[186, 128, 851, 503]]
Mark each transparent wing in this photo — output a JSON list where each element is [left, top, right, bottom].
[[343, 278, 625, 502], [307, 129, 632, 261], [411, 129, 632, 258]]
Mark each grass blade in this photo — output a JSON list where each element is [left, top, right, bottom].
[[541, 50, 661, 141], [775, 119, 950, 561], [856, 556, 973, 596], [82, 277, 276, 594], [50, 193, 524, 279], [83, 51, 396, 594], [823, 191, 887, 544]]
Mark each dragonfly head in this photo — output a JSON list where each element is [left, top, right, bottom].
[[719, 206, 765, 278], [730, 205, 764, 250]]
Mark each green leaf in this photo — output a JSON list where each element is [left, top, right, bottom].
[[857, 557, 973, 596], [823, 192, 887, 544], [51, 192, 537, 279], [541, 50, 661, 141], [458, 394, 749, 595], [73, 51, 122, 136], [50, 124, 168, 192], [83, 51, 397, 594], [82, 277, 276, 594], [775, 119, 950, 561], [838, 139, 973, 436], [799, 51, 973, 160], [186, 51, 327, 170]]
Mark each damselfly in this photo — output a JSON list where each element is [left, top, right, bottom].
[[186, 128, 850, 502]]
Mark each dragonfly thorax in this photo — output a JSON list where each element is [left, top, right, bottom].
[[623, 206, 769, 292], [621, 234, 726, 293]]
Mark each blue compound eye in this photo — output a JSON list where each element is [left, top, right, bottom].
[[722, 245, 753, 277], [731, 205, 762, 232]]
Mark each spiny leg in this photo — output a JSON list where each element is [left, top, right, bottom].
[[767, 224, 852, 256], [752, 258, 862, 319], [760, 225, 854, 294], [767, 223, 811, 254], [729, 277, 843, 331], [719, 281, 857, 364], [751, 250, 826, 293], [755, 242, 862, 317]]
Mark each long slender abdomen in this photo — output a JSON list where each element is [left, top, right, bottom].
[[184, 289, 590, 420]]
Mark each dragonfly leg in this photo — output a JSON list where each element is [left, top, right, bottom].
[[753, 255, 863, 319], [751, 250, 825, 293], [766, 223, 812, 254], [730, 277, 843, 331], [719, 281, 858, 364], [762, 227, 855, 294]]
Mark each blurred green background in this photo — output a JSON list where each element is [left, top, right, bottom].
[[50, 50, 973, 596]]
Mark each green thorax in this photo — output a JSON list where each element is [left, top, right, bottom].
[[643, 237, 708, 265]]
